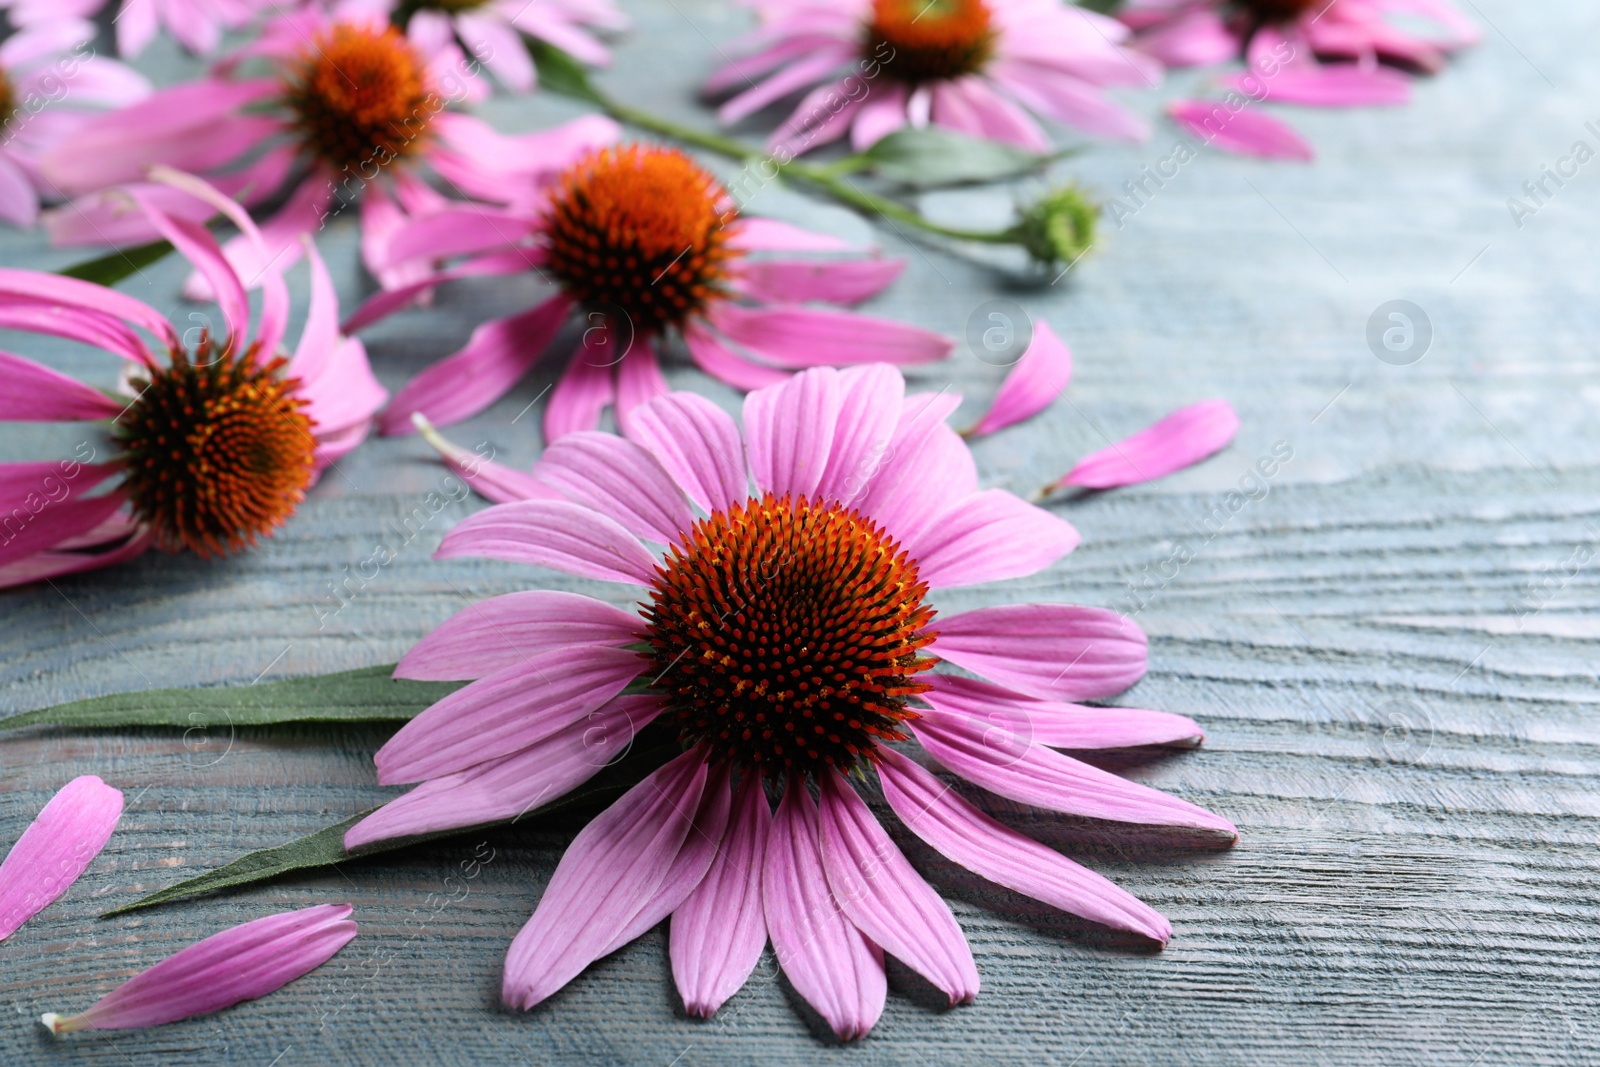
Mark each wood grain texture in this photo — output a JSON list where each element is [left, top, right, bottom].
[[3, 1, 1599, 1063]]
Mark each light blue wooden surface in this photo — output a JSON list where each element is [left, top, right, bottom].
[[2, 1, 1598, 1063]]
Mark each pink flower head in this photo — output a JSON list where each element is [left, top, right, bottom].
[[0, 0, 268, 58], [37, 10, 620, 295], [0, 775, 123, 941], [42, 903, 357, 1033], [0, 168, 385, 589], [703, 0, 1160, 156], [1123, 0, 1477, 159], [0, 22, 150, 228], [351, 365, 1236, 1039], [335, 0, 629, 95], [352, 142, 954, 442]]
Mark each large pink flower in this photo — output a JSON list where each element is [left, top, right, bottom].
[[704, 0, 1159, 155], [36, 11, 618, 293], [336, 0, 629, 95], [0, 22, 149, 228], [0, 170, 385, 589], [353, 142, 953, 442], [347, 365, 1236, 1039], [0, 0, 268, 58], [1123, 0, 1478, 159]]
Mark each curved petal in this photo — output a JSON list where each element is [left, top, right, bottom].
[[727, 217, 853, 253], [614, 337, 671, 437], [435, 498, 659, 586], [373, 645, 644, 784], [624, 391, 749, 516], [732, 258, 904, 307], [817, 769, 979, 1006], [912, 707, 1237, 837], [378, 294, 574, 435], [395, 589, 642, 681], [0, 352, 122, 421], [412, 415, 562, 505], [531, 432, 694, 546], [0, 489, 129, 570], [742, 365, 842, 500], [933, 604, 1147, 702], [709, 303, 952, 369], [1168, 101, 1314, 162], [924, 674, 1204, 750], [0, 775, 122, 941], [908, 489, 1079, 589], [763, 780, 885, 1042], [670, 774, 772, 1018], [856, 399, 977, 548], [129, 192, 249, 354], [0, 269, 174, 350], [966, 319, 1072, 437], [544, 338, 617, 442], [682, 320, 789, 391], [1057, 399, 1240, 489], [344, 695, 660, 849], [816, 363, 903, 506], [502, 749, 710, 1011], [876, 748, 1170, 942]]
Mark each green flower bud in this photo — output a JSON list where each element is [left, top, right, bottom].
[[1013, 184, 1097, 271]]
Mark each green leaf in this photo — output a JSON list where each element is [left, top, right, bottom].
[[57, 238, 176, 287], [525, 38, 605, 105], [861, 127, 1055, 188], [0, 665, 463, 732], [1076, 0, 1123, 13], [101, 732, 682, 916]]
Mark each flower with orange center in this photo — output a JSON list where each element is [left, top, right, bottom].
[[542, 145, 738, 336], [115, 345, 316, 558], [282, 23, 435, 173], [862, 0, 997, 83], [645, 493, 936, 776]]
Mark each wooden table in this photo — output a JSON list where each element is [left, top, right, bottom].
[[2, 1, 1594, 1062]]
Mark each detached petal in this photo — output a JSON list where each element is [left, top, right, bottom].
[[1056, 399, 1240, 490], [0, 775, 122, 941], [876, 749, 1171, 942], [966, 320, 1072, 438], [1169, 101, 1314, 161], [42, 904, 356, 1033]]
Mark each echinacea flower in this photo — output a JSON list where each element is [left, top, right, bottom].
[[0, 0, 267, 58], [349, 365, 1236, 1039], [0, 22, 150, 228], [1122, 0, 1477, 159], [42, 904, 356, 1033], [0, 169, 385, 588], [37, 10, 619, 292], [703, 0, 1159, 155], [0, 775, 122, 941], [354, 142, 953, 442], [336, 0, 629, 95]]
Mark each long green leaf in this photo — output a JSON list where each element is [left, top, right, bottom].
[[102, 734, 681, 916], [57, 238, 176, 286], [525, 38, 605, 104], [0, 665, 462, 732]]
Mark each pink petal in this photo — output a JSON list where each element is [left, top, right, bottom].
[[817, 770, 979, 1006], [909, 489, 1080, 589], [1222, 64, 1411, 108], [816, 363, 903, 506], [924, 674, 1204, 750], [988, 63, 1150, 141], [0, 269, 174, 350], [733, 257, 905, 306], [0, 301, 149, 364], [930, 77, 1051, 151], [717, 47, 853, 125], [966, 319, 1072, 437], [502, 749, 710, 1010], [856, 400, 977, 548], [682, 320, 789, 391], [1168, 101, 1314, 161], [1129, 7, 1238, 68], [613, 338, 671, 437], [0, 525, 151, 590], [912, 707, 1237, 837], [876, 748, 1171, 942], [727, 217, 854, 253], [1057, 399, 1240, 489], [395, 590, 641, 681], [0, 351, 122, 421], [378, 294, 574, 435], [742, 365, 842, 501], [763, 780, 885, 1042], [670, 775, 771, 1018], [378, 204, 540, 269], [345, 695, 660, 850], [544, 338, 617, 441], [0, 153, 38, 228], [374, 645, 644, 784], [933, 604, 1148, 702], [43, 904, 356, 1033], [624, 391, 749, 516], [0, 489, 129, 570], [709, 303, 953, 369], [129, 194, 249, 350], [412, 415, 562, 505], [850, 83, 909, 150], [0, 775, 121, 941], [340, 250, 534, 334], [532, 431, 694, 545], [435, 498, 658, 585]]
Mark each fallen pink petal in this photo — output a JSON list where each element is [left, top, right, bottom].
[[1052, 398, 1241, 492], [966, 320, 1073, 438], [0, 775, 122, 942], [41, 904, 357, 1034]]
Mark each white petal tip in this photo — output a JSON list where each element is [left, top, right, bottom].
[[40, 1013, 66, 1035]]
